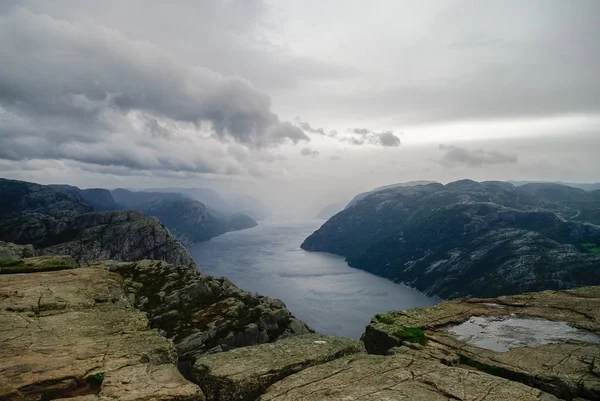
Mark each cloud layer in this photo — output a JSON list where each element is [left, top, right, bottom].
[[0, 7, 308, 176]]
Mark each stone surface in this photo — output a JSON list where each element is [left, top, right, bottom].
[[92, 260, 312, 365], [192, 334, 365, 401], [362, 286, 600, 400], [260, 353, 559, 401], [0, 267, 203, 401]]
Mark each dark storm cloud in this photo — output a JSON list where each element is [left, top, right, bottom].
[[439, 145, 518, 167], [296, 119, 325, 135], [343, 128, 400, 147], [0, 7, 308, 173], [300, 148, 319, 157]]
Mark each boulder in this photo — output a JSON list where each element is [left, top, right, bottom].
[[192, 334, 365, 401]]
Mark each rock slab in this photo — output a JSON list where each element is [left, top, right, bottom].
[[0, 267, 203, 401], [192, 333, 365, 401]]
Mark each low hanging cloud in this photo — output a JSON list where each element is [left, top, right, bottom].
[[438, 144, 518, 167], [0, 7, 308, 177], [343, 128, 401, 147], [300, 147, 320, 157]]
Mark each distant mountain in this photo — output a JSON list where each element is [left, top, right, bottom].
[[511, 180, 600, 192], [0, 178, 194, 266], [302, 179, 600, 299], [315, 203, 345, 220], [48, 184, 117, 211], [345, 181, 438, 209], [112, 189, 256, 244], [146, 187, 271, 221]]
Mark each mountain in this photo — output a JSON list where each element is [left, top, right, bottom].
[[48, 184, 118, 210], [146, 187, 271, 221], [112, 189, 257, 244], [315, 203, 345, 220], [0, 178, 93, 221], [345, 180, 438, 209], [301, 179, 600, 299], [0, 179, 194, 266]]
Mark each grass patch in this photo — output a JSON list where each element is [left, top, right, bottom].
[[0, 259, 26, 268], [582, 243, 600, 254], [375, 314, 395, 325], [392, 326, 425, 344], [85, 372, 105, 384]]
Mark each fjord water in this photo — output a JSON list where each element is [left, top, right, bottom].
[[189, 219, 437, 339]]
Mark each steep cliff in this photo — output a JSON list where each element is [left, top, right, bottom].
[[0, 179, 197, 266], [302, 180, 600, 298]]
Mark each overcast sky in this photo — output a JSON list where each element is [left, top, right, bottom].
[[1, 1, 599, 216]]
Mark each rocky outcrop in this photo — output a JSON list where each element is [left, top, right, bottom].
[[260, 353, 558, 401], [192, 334, 364, 401], [35, 211, 196, 267], [361, 286, 600, 400], [302, 179, 600, 298], [91, 260, 311, 365], [0, 179, 196, 267], [0, 264, 203, 401]]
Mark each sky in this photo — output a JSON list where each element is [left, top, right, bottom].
[[1, 0, 599, 216]]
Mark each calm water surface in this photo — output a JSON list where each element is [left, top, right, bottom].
[[189, 219, 437, 339]]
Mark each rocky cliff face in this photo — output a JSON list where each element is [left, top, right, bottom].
[[0, 179, 196, 267], [93, 260, 311, 364], [302, 180, 600, 298]]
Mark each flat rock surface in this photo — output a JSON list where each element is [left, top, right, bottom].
[[260, 353, 559, 401], [0, 267, 203, 401], [192, 333, 365, 401], [362, 286, 600, 400]]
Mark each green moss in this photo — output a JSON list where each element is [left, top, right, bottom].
[[392, 326, 425, 343], [0, 259, 26, 268], [375, 314, 395, 325], [85, 372, 105, 384], [582, 243, 600, 254]]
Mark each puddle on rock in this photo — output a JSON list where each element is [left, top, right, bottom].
[[447, 315, 600, 352]]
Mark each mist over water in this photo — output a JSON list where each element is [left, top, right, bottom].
[[189, 219, 438, 339]]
